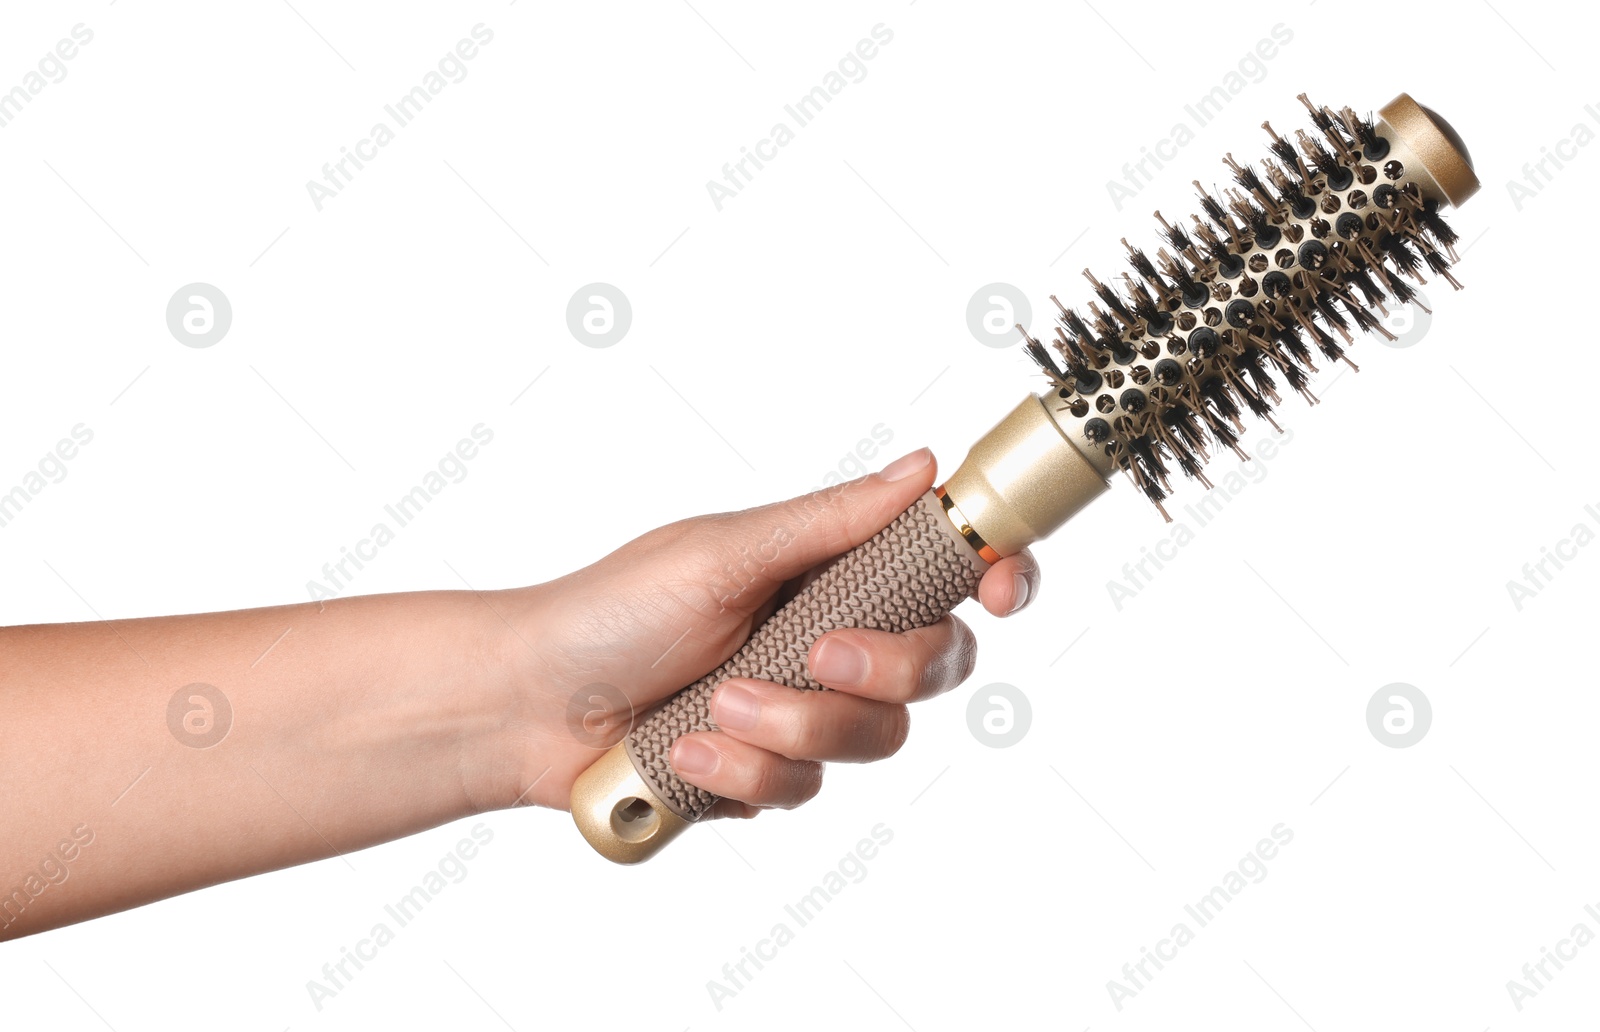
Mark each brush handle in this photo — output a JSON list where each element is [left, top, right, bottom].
[[570, 490, 988, 860]]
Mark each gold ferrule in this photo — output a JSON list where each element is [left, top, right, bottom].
[[937, 394, 1110, 558], [1378, 93, 1479, 208], [570, 743, 693, 865]]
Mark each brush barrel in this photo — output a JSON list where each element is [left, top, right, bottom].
[[570, 395, 1109, 863]]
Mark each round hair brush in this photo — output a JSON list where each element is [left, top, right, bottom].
[[571, 93, 1481, 862]]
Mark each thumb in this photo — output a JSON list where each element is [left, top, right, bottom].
[[711, 447, 936, 592]]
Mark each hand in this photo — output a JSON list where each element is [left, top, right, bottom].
[[490, 447, 1040, 818]]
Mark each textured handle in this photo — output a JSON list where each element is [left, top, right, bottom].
[[626, 489, 988, 822]]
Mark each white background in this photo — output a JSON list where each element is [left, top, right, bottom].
[[0, 1, 1592, 1029]]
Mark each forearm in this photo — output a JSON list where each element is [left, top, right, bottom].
[[0, 589, 525, 939]]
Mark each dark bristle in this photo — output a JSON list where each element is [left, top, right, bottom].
[[1059, 306, 1094, 343], [1238, 203, 1277, 247], [1124, 278, 1162, 325], [1347, 110, 1381, 150], [1025, 94, 1469, 516], [1272, 322, 1314, 369], [1341, 259, 1388, 310], [1301, 135, 1339, 177], [1162, 402, 1210, 456], [1379, 231, 1422, 277], [1052, 328, 1089, 372], [1126, 250, 1172, 300], [1089, 277, 1134, 325], [1161, 256, 1201, 297], [1153, 211, 1194, 256], [1298, 93, 1336, 135], [1419, 198, 1461, 249], [1195, 186, 1230, 229], [1025, 337, 1070, 386]]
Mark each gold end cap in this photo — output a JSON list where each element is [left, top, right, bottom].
[[570, 743, 692, 864], [1378, 93, 1480, 208]]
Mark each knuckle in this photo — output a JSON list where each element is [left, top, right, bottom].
[[882, 639, 924, 701], [874, 706, 911, 759], [920, 617, 976, 698], [783, 704, 829, 759], [787, 761, 825, 808], [746, 755, 786, 803], [949, 620, 979, 683]]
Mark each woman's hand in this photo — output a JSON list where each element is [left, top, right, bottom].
[[1, 447, 1037, 938], [486, 447, 1040, 818]]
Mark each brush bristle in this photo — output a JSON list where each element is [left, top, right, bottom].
[[1026, 94, 1464, 521]]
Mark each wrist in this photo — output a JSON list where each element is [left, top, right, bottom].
[[468, 583, 574, 812]]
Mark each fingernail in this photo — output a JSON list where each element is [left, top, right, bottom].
[[714, 684, 761, 732], [879, 447, 931, 482], [1010, 572, 1032, 614], [812, 637, 866, 687], [673, 737, 718, 776]]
